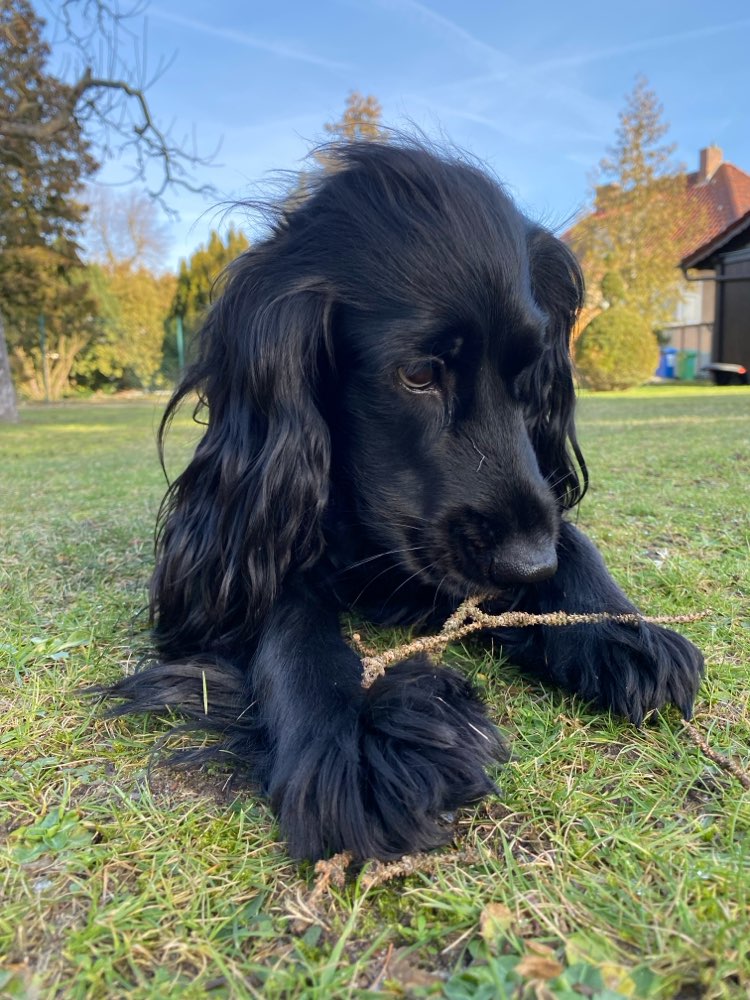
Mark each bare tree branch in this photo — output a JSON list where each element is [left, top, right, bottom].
[[0, 0, 218, 210]]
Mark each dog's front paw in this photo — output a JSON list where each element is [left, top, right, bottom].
[[587, 624, 704, 725], [653, 626, 704, 720], [271, 656, 506, 860]]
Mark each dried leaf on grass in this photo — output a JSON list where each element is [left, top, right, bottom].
[[515, 952, 564, 981], [479, 902, 514, 943]]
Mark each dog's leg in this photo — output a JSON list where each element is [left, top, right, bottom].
[[108, 578, 505, 860], [492, 521, 704, 724], [251, 579, 505, 860]]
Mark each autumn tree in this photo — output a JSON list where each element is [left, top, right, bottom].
[[570, 77, 691, 337], [73, 188, 174, 390], [74, 264, 175, 390], [163, 227, 249, 378], [283, 91, 385, 209], [323, 91, 384, 143]]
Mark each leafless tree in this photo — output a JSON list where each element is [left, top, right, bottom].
[[0, 0, 216, 206], [84, 185, 171, 270]]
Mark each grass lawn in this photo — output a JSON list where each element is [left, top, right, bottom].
[[1, 385, 749, 999]]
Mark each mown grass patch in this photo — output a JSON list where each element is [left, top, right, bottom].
[[1, 387, 748, 998]]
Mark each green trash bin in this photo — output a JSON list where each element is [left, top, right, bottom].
[[677, 350, 698, 380]]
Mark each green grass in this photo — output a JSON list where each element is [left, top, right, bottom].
[[1, 386, 749, 999]]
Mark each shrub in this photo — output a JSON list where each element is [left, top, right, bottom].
[[575, 306, 659, 390]]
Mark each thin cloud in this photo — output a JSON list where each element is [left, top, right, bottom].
[[149, 8, 351, 72], [377, 0, 612, 137], [377, 0, 514, 73], [534, 18, 750, 72], [377, 0, 747, 146]]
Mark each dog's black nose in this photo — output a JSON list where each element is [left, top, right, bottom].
[[489, 539, 558, 585]]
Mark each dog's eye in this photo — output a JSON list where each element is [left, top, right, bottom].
[[397, 361, 441, 392]]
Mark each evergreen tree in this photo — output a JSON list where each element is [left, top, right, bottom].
[[0, 0, 98, 402], [163, 228, 249, 378]]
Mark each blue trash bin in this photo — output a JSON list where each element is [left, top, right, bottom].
[[657, 347, 678, 378]]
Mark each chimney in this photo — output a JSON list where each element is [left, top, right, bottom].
[[698, 145, 723, 182]]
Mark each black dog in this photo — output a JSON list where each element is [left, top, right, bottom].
[[108, 141, 703, 860]]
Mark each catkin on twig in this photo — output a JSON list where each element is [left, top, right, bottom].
[[360, 596, 708, 687], [681, 719, 750, 791]]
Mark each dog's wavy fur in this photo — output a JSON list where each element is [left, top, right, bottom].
[[107, 141, 704, 860]]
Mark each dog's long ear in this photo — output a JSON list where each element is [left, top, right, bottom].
[[525, 227, 588, 509], [152, 245, 334, 654]]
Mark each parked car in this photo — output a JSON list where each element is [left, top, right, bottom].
[[702, 362, 749, 386]]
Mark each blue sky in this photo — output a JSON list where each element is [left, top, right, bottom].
[[57, 0, 750, 269]]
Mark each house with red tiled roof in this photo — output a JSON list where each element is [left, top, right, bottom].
[[568, 146, 750, 381], [677, 148, 750, 381], [684, 146, 750, 247], [666, 146, 750, 379]]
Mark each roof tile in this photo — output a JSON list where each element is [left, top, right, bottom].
[[679, 162, 750, 256]]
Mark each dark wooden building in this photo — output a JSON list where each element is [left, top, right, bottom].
[[682, 209, 750, 378]]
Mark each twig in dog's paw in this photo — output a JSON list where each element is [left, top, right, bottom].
[[360, 598, 709, 688]]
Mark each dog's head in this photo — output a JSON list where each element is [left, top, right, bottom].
[[154, 141, 586, 647]]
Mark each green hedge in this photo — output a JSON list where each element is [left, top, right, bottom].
[[575, 306, 659, 391]]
